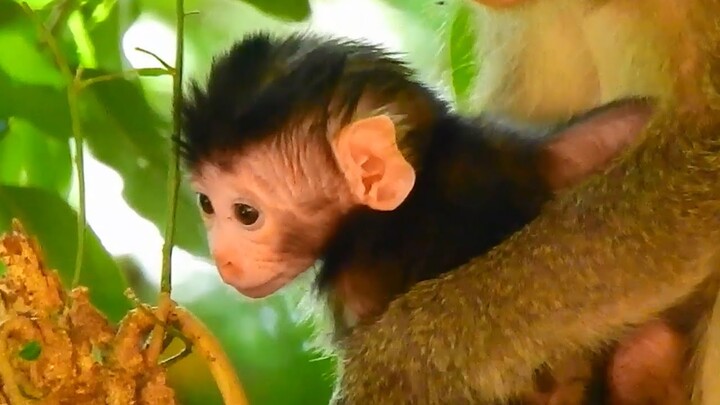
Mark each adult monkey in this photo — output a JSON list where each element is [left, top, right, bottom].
[[469, 0, 697, 121], [472, 3, 705, 403], [334, 1, 720, 404], [471, 3, 711, 403]]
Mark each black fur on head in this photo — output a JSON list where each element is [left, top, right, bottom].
[[177, 31, 450, 170]]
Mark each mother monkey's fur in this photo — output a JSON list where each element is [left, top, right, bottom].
[[334, 1, 720, 404]]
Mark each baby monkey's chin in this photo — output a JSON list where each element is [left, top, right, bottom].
[[231, 281, 282, 299], [219, 262, 314, 299], [226, 274, 296, 299]]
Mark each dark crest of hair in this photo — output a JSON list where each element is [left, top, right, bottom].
[[176, 31, 448, 169]]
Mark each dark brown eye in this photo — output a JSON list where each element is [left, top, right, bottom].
[[234, 203, 260, 226], [197, 193, 214, 214]]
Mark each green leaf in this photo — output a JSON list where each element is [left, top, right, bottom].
[[23, 0, 55, 8], [0, 186, 132, 322], [0, 260, 6, 276], [18, 340, 42, 361], [67, 7, 97, 68], [0, 0, 79, 88], [0, 0, 65, 88], [83, 0, 141, 72], [80, 0, 119, 26], [238, 0, 311, 22], [136, 67, 172, 77], [0, 117, 72, 197], [0, 69, 72, 143], [448, 3, 479, 110], [79, 71, 208, 257]]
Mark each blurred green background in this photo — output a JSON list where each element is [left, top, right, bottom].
[[0, 0, 481, 403]]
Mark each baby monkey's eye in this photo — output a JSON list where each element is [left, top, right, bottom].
[[197, 193, 214, 215], [234, 203, 260, 226]]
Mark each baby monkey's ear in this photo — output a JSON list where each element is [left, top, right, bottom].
[[332, 115, 416, 211]]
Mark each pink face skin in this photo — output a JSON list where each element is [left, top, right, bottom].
[[191, 139, 355, 298], [190, 115, 417, 299]]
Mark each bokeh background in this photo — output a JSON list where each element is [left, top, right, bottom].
[[0, 0, 481, 403]]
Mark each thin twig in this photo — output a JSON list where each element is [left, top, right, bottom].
[[159, 0, 186, 294], [123, 290, 191, 365], [158, 333, 194, 368], [68, 73, 87, 287], [20, 2, 87, 288], [171, 307, 249, 405], [149, 0, 187, 366], [133, 47, 175, 72], [20, 2, 72, 81], [80, 68, 172, 89], [146, 292, 172, 363]]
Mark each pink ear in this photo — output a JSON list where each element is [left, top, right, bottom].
[[333, 115, 416, 211], [539, 99, 655, 190]]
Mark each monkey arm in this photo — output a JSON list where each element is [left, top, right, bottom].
[[334, 107, 720, 404]]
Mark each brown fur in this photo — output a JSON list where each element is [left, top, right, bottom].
[[332, 1, 720, 404]]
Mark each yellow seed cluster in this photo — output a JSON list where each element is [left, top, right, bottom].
[[0, 220, 176, 405]]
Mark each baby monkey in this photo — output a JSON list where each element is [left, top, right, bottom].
[[178, 33, 682, 403]]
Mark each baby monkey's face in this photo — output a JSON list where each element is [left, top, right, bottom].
[[189, 140, 356, 298], [189, 115, 419, 298]]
